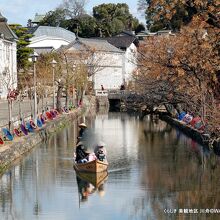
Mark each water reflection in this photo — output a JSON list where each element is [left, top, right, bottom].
[[76, 171, 108, 204], [138, 115, 220, 219], [0, 112, 219, 219]]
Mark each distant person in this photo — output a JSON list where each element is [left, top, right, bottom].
[[120, 84, 125, 90], [78, 98, 82, 107], [101, 85, 104, 91]]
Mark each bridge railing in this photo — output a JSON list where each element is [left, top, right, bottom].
[[95, 89, 131, 99], [108, 89, 130, 99], [95, 90, 108, 96]]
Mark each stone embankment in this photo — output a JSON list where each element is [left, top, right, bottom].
[[160, 114, 220, 153], [0, 96, 96, 173]]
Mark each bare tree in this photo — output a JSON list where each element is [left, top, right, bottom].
[[1, 72, 19, 130], [135, 16, 220, 136], [61, 0, 88, 18], [137, 0, 148, 16], [62, 44, 110, 96]]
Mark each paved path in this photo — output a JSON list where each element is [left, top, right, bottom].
[[0, 97, 65, 127]]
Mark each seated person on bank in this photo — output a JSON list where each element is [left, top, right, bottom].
[[75, 142, 90, 163], [94, 142, 107, 162]]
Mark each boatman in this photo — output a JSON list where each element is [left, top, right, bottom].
[[78, 123, 87, 138]]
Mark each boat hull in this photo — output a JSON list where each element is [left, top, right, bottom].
[[73, 159, 108, 173], [76, 170, 108, 188]]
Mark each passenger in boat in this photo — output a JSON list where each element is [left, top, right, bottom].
[[75, 141, 90, 163], [78, 123, 87, 138], [76, 136, 82, 144], [94, 142, 107, 162], [88, 152, 97, 161]]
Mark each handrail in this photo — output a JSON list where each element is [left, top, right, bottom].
[[95, 90, 108, 96]]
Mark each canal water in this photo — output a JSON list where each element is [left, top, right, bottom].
[[0, 112, 219, 220]]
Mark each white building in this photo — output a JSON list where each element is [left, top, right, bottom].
[[28, 26, 76, 54], [0, 12, 18, 99], [106, 32, 139, 83], [59, 38, 125, 90]]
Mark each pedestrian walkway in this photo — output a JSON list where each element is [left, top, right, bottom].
[[0, 97, 65, 127]]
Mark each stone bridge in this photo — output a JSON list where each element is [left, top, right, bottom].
[[95, 89, 130, 99], [95, 89, 132, 110]]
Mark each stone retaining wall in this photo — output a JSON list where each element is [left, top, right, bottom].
[[164, 114, 220, 155], [160, 114, 210, 147], [160, 114, 220, 154], [0, 109, 82, 172], [0, 95, 96, 173], [96, 96, 109, 107]]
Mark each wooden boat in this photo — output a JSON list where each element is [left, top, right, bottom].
[[2, 128, 13, 141], [14, 128, 22, 137], [37, 118, 43, 128], [20, 124, 28, 135], [26, 122, 34, 132], [73, 159, 108, 173], [0, 136, 4, 145], [46, 111, 53, 120], [50, 110, 56, 118], [76, 170, 108, 188]]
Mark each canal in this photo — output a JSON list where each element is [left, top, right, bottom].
[[0, 112, 219, 220]]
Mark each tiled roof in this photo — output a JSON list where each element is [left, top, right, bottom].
[[34, 47, 54, 54], [61, 38, 123, 53], [0, 12, 18, 40], [116, 30, 136, 37], [0, 12, 7, 22], [32, 13, 45, 23], [31, 26, 75, 42], [106, 36, 137, 49]]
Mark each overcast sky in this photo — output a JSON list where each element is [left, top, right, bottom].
[[0, 0, 144, 26]]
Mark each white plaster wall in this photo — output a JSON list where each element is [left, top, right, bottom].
[[0, 39, 17, 99], [92, 52, 124, 90], [12, 42, 17, 89], [65, 45, 124, 90], [0, 39, 3, 97], [94, 67, 123, 90], [29, 38, 70, 49], [124, 43, 137, 82]]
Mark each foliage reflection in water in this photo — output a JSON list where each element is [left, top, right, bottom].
[[0, 112, 219, 220]]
